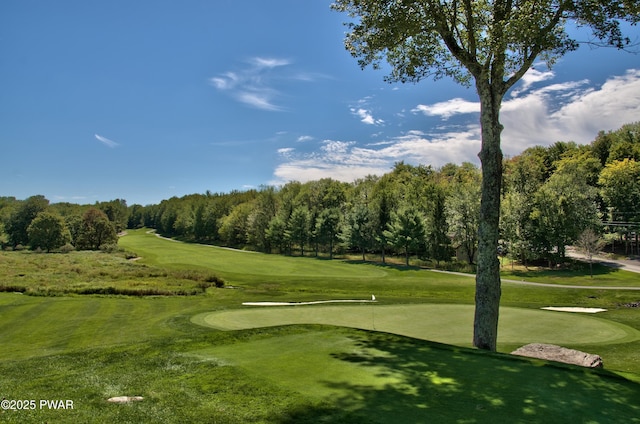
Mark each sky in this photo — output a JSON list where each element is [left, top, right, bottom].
[[1, 1, 639, 206]]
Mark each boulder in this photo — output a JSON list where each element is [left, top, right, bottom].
[[511, 343, 603, 368]]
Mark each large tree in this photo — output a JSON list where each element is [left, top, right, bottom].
[[27, 211, 71, 252], [5, 195, 50, 247], [76, 208, 118, 250], [332, 0, 638, 350]]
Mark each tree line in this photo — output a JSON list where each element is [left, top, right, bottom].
[[0, 197, 125, 252], [1, 122, 639, 262]]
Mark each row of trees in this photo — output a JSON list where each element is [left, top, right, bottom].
[[2, 123, 638, 261], [0, 196, 123, 252], [135, 122, 638, 265]]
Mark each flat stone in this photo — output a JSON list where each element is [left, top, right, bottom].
[[511, 343, 603, 368]]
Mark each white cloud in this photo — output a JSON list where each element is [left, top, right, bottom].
[[272, 131, 480, 184], [351, 107, 384, 125], [236, 90, 282, 111], [412, 98, 480, 119], [209, 56, 313, 111], [510, 67, 555, 96], [297, 135, 314, 142], [209, 72, 239, 90], [273, 68, 640, 184], [500, 69, 640, 154], [277, 147, 295, 157], [95, 134, 119, 148], [251, 57, 291, 68], [350, 97, 384, 125]]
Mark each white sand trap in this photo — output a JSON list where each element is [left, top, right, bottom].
[[542, 307, 607, 313], [243, 296, 377, 306], [107, 396, 143, 403]]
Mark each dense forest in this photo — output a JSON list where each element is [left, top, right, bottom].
[[2, 122, 639, 266]]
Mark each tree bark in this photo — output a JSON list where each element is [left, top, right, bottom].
[[473, 81, 503, 351]]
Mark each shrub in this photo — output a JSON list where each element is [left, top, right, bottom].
[[0, 285, 27, 293], [99, 243, 120, 253], [59, 243, 75, 253], [123, 250, 138, 260]]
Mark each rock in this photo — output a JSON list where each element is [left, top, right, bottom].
[[107, 396, 144, 403], [511, 343, 603, 368]]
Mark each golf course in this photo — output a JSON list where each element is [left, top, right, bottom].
[[1, 228, 639, 423]]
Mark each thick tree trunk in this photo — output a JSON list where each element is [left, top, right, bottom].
[[473, 82, 503, 351]]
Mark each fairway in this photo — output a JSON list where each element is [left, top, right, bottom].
[[193, 303, 640, 347]]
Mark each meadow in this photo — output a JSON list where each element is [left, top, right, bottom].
[[0, 228, 639, 423]]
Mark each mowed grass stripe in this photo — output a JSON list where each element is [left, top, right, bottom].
[[194, 304, 640, 347], [0, 296, 216, 361]]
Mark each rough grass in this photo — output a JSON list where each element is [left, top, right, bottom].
[[0, 249, 224, 296]]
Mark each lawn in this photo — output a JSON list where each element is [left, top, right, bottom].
[[0, 228, 639, 423], [193, 303, 640, 346]]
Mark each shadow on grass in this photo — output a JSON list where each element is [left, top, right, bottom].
[[277, 330, 640, 424], [507, 260, 622, 280], [343, 259, 422, 272]]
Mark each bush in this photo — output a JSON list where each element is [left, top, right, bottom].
[[123, 250, 138, 260], [59, 243, 75, 253], [0, 285, 27, 293], [196, 276, 225, 292], [99, 243, 120, 253]]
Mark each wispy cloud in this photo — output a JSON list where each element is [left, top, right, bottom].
[[350, 97, 384, 125], [210, 56, 313, 111], [95, 134, 119, 148], [274, 68, 640, 184], [297, 135, 314, 142]]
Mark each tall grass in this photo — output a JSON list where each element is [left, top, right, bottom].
[[0, 249, 224, 296]]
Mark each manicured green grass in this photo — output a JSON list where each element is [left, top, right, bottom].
[[1, 324, 639, 423], [192, 328, 640, 423], [194, 304, 640, 346], [1, 228, 639, 423]]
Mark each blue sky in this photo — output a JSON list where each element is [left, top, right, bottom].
[[1, 1, 639, 206]]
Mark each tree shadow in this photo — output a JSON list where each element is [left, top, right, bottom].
[[277, 330, 640, 423], [343, 259, 422, 272], [508, 260, 623, 280]]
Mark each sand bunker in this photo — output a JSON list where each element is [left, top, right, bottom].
[[243, 296, 376, 307], [542, 307, 607, 313], [107, 396, 143, 403]]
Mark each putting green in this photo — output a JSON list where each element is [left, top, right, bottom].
[[192, 304, 640, 346]]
